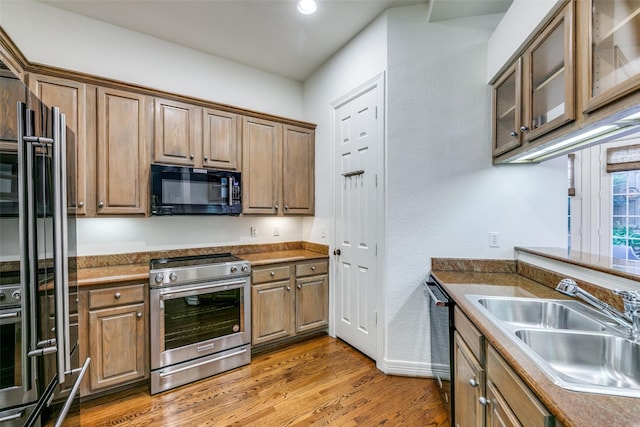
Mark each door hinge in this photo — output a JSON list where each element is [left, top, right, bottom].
[[375, 244, 378, 256], [375, 174, 378, 187], [375, 311, 378, 325], [375, 106, 378, 119]]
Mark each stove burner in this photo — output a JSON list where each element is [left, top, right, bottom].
[[149, 253, 250, 287]]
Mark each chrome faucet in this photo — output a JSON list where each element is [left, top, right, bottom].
[[556, 278, 640, 341]]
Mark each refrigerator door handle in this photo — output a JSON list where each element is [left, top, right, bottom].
[[52, 358, 90, 427]]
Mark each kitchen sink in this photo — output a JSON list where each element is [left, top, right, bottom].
[[466, 295, 640, 398], [515, 330, 640, 396], [475, 297, 617, 332]]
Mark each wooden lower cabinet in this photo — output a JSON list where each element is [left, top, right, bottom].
[[79, 282, 148, 396], [454, 308, 556, 427], [251, 260, 328, 349]]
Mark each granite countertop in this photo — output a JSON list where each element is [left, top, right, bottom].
[[238, 249, 328, 266], [76, 248, 328, 287], [431, 270, 638, 427]]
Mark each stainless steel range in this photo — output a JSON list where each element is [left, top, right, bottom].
[[149, 254, 251, 394]]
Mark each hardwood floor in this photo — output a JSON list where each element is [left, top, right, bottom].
[[74, 336, 450, 426]]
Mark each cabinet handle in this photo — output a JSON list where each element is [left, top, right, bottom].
[[204, 156, 208, 161], [519, 125, 529, 132], [270, 272, 275, 277], [286, 286, 291, 291], [190, 154, 194, 159], [78, 201, 84, 207], [274, 204, 279, 210], [311, 266, 316, 271], [297, 284, 302, 289], [468, 379, 478, 388], [284, 205, 289, 210], [98, 201, 104, 208], [479, 397, 489, 406], [114, 292, 121, 300], [137, 312, 143, 319], [509, 131, 518, 138]]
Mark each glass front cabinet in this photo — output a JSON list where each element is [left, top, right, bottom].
[[585, 0, 640, 113], [492, 2, 575, 158]]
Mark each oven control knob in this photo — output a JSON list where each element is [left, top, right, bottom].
[[155, 274, 164, 284], [169, 272, 178, 281], [11, 290, 21, 301], [241, 265, 249, 272], [230, 266, 239, 273]]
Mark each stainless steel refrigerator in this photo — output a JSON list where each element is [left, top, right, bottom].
[[0, 74, 89, 425]]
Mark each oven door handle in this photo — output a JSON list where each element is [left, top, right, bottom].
[[159, 279, 248, 298], [0, 310, 21, 319], [158, 348, 248, 377]]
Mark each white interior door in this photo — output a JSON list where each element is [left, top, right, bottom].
[[332, 77, 382, 360]]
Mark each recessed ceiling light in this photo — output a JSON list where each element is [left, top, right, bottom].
[[298, 0, 317, 15]]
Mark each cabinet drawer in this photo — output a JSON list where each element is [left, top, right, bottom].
[[487, 345, 553, 427], [454, 306, 484, 363], [88, 284, 145, 309], [252, 265, 291, 284], [295, 261, 328, 277]]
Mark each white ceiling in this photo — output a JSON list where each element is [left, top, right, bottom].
[[38, 0, 512, 82]]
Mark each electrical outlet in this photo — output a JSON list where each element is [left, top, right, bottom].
[[251, 226, 258, 237], [489, 232, 500, 248], [273, 226, 279, 236]]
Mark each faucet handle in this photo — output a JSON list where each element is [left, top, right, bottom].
[[614, 289, 640, 315]]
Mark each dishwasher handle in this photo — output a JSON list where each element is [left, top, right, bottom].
[[425, 277, 451, 307]]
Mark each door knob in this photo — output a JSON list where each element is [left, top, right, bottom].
[[333, 249, 341, 256]]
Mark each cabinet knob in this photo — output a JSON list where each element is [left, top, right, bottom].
[[137, 312, 143, 319], [479, 397, 489, 406], [78, 201, 84, 207], [468, 379, 478, 388], [284, 205, 289, 210], [286, 286, 291, 291], [270, 271, 275, 276], [190, 154, 194, 159], [519, 125, 529, 132], [509, 131, 518, 138], [114, 292, 121, 300], [311, 266, 316, 271], [204, 156, 208, 161], [297, 284, 302, 289], [98, 201, 104, 208], [274, 204, 279, 210]]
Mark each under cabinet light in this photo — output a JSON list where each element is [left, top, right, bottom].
[[298, 0, 317, 14]]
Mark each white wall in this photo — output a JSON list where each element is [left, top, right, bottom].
[[0, 1, 303, 119], [382, 6, 567, 369], [0, 0, 306, 256]]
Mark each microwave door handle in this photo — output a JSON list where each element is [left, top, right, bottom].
[[228, 177, 233, 206]]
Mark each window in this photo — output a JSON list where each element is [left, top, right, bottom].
[[612, 170, 640, 263]]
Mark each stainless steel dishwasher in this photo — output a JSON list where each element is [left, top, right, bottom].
[[423, 274, 454, 425]]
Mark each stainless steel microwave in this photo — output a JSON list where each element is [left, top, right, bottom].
[[150, 164, 242, 215]]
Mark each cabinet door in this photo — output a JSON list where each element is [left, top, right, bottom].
[[202, 108, 240, 170], [88, 303, 146, 391], [242, 117, 281, 214], [295, 274, 328, 334], [28, 74, 90, 215], [486, 381, 521, 427], [251, 280, 292, 345], [521, 2, 575, 141], [492, 60, 522, 156], [154, 97, 199, 166], [454, 332, 484, 427], [96, 87, 149, 215], [282, 125, 314, 215], [0, 68, 26, 148], [585, 0, 640, 112]]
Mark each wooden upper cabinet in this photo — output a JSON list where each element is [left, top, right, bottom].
[[202, 108, 240, 170], [521, 1, 575, 142], [492, 60, 522, 157], [0, 67, 26, 147], [242, 116, 281, 214], [96, 87, 150, 215], [282, 124, 315, 215], [583, 0, 640, 113], [28, 74, 90, 215], [153, 98, 198, 167]]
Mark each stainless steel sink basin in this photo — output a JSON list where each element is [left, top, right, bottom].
[[466, 295, 640, 398], [476, 297, 614, 332], [514, 329, 640, 397]]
